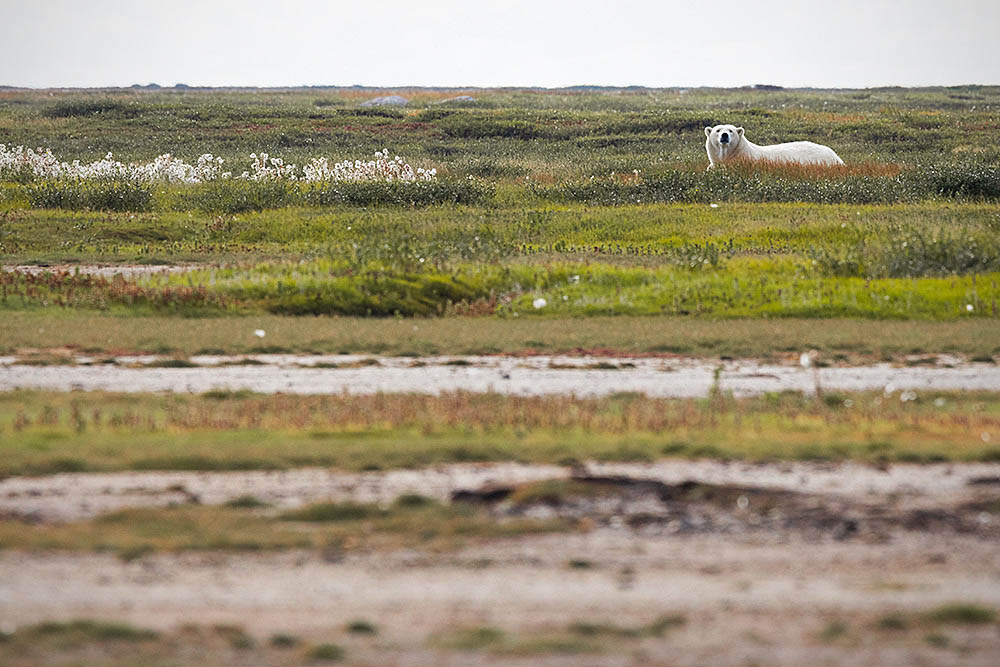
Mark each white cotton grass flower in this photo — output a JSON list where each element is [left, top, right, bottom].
[[253, 329, 266, 338], [302, 150, 435, 183], [966, 304, 974, 312], [532, 297, 547, 309], [0, 144, 435, 185], [709, 203, 719, 208]]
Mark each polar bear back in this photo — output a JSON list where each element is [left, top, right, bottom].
[[750, 140, 845, 166]]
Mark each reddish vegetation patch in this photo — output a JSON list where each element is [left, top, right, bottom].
[[961, 122, 1000, 131], [708, 159, 903, 179], [0, 270, 234, 311]]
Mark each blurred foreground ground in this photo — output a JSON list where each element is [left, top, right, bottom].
[[2, 461, 998, 666]]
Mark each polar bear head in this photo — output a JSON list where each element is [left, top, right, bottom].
[[705, 124, 745, 150]]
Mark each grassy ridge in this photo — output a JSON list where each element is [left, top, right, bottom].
[[3, 257, 998, 319], [2, 390, 998, 475], [4, 202, 998, 262], [3, 203, 999, 320]]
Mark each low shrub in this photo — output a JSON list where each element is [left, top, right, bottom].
[[309, 642, 346, 661], [29, 619, 159, 641], [24, 178, 153, 211], [183, 179, 296, 213], [926, 603, 996, 624], [542, 162, 1000, 206], [302, 179, 492, 207], [279, 502, 384, 522], [176, 179, 492, 212], [911, 162, 1000, 198], [812, 223, 1000, 278]]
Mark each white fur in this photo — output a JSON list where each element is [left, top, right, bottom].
[[704, 124, 844, 170]]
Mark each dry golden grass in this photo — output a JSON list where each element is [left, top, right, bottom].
[[2, 389, 998, 474], [706, 158, 904, 179]]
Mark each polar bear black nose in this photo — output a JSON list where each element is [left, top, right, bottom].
[[720, 132, 730, 143]]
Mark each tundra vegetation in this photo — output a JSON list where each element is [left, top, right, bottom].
[[1, 87, 999, 454], [0, 86, 998, 332], [3, 86, 1000, 664]]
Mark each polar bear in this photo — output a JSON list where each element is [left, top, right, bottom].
[[704, 124, 844, 170]]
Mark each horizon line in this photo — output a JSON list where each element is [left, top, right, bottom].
[[2, 83, 998, 92]]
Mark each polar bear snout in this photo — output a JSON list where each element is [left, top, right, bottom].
[[719, 132, 730, 144]]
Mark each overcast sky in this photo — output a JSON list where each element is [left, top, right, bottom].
[[3, 0, 998, 89]]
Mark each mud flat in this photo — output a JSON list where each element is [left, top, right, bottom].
[[3, 354, 1000, 397], [2, 460, 998, 523], [1, 460, 999, 665]]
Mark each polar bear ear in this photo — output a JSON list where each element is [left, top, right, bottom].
[[736, 127, 744, 136], [704, 126, 713, 137]]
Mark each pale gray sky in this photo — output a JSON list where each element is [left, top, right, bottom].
[[3, 0, 998, 88]]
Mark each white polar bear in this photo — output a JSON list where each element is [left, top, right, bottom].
[[704, 124, 844, 170]]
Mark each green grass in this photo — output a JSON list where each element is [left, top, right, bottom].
[[0, 496, 572, 556], [820, 620, 849, 641], [3, 256, 998, 319], [435, 614, 685, 655], [1, 311, 997, 359], [27, 620, 159, 642], [439, 626, 507, 650], [926, 604, 997, 625], [345, 620, 377, 635], [2, 202, 996, 264], [308, 643, 345, 661], [568, 614, 686, 639], [1, 389, 998, 475], [0, 620, 362, 667], [269, 633, 300, 647], [2, 202, 999, 321]]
